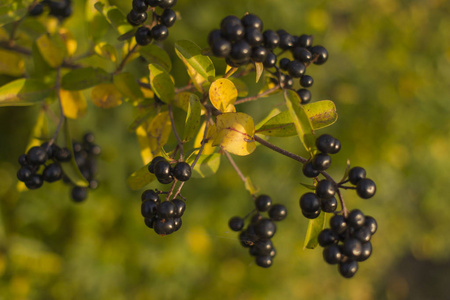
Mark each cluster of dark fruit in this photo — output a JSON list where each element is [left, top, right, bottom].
[[29, 0, 72, 19], [127, 0, 177, 46], [207, 13, 328, 104], [16, 133, 100, 202], [148, 156, 192, 184], [228, 195, 287, 268], [141, 189, 185, 235], [319, 209, 377, 278]]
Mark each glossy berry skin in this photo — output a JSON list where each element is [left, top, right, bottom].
[[230, 40, 251, 60], [293, 47, 312, 63], [302, 162, 320, 178], [17, 166, 33, 182], [288, 60, 306, 78], [297, 34, 313, 48], [348, 167, 366, 185], [25, 174, 43, 189], [251, 46, 267, 62], [311, 45, 329, 65], [312, 153, 331, 171], [279, 58, 290, 71], [221, 17, 244, 42], [255, 255, 272, 268], [254, 239, 273, 256], [161, 9, 177, 27], [318, 229, 338, 247], [154, 218, 175, 235], [228, 216, 244, 231], [348, 209, 365, 229], [141, 200, 158, 218], [316, 134, 336, 154], [158, 201, 175, 218], [151, 24, 169, 41], [330, 214, 347, 234], [132, 0, 148, 13], [241, 14, 263, 31], [343, 238, 362, 258], [316, 179, 336, 199], [283, 76, 294, 89], [255, 194, 272, 212], [159, 0, 177, 8], [329, 139, 341, 154], [135, 26, 152, 46], [71, 186, 88, 202], [278, 31, 294, 50], [146, 0, 163, 7], [321, 196, 338, 213], [354, 227, 372, 243], [300, 75, 314, 88], [268, 204, 287, 221], [339, 260, 358, 278], [173, 217, 182, 231], [208, 29, 221, 46], [245, 27, 263, 46], [254, 218, 276, 239], [262, 30, 280, 50], [364, 216, 378, 235], [144, 217, 156, 228], [297, 88, 311, 104], [27, 146, 48, 165], [211, 38, 231, 57], [302, 209, 321, 219], [263, 52, 276, 68], [357, 242, 372, 261], [154, 160, 171, 178], [299, 192, 321, 213], [43, 163, 63, 182], [171, 198, 186, 217], [128, 10, 147, 26], [55, 147, 71, 162], [323, 244, 342, 264], [356, 178, 376, 199], [141, 189, 160, 203], [172, 162, 191, 181], [148, 156, 166, 173]]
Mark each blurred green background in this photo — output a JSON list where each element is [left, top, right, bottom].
[[1, 0, 450, 299]]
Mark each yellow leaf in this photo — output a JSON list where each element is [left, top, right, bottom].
[[60, 89, 87, 119], [0, 49, 25, 76], [95, 42, 117, 62], [36, 34, 66, 68], [58, 28, 77, 56], [214, 112, 255, 156], [135, 125, 153, 164], [91, 83, 122, 108], [209, 78, 238, 112], [194, 121, 216, 155]]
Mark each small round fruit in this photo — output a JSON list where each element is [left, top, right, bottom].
[[348, 167, 366, 185], [293, 47, 312, 63], [18, 154, 28, 166], [356, 242, 372, 262], [268, 204, 287, 221], [25, 174, 43, 189], [312, 153, 331, 171], [43, 163, 63, 182], [241, 14, 263, 31], [144, 216, 156, 228], [29, 3, 44, 16], [347, 209, 366, 229], [153, 218, 175, 235], [262, 30, 280, 50], [154, 160, 171, 180], [311, 45, 328, 65], [171, 198, 186, 217], [148, 156, 166, 173], [364, 216, 378, 235], [288, 60, 306, 78], [245, 27, 263, 46], [297, 88, 311, 104], [255, 194, 272, 212], [318, 229, 338, 247], [300, 75, 314, 88], [302, 209, 321, 219], [255, 255, 273, 268], [316, 180, 336, 199], [55, 147, 71, 162], [211, 38, 232, 57], [141, 189, 160, 203], [230, 40, 251, 60], [141, 200, 158, 218], [135, 26, 152, 46], [128, 10, 147, 26], [228, 216, 244, 231], [220, 17, 244, 42], [299, 192, 321, 213], [321, 196, 338, 213], [251, 46, 267, 62], [343, 237, 362, 258], [158, 201, 176, 218], [278, 31, 294, 49], [316, 134, 336, 154], [330, 214, 347, 234], [159, 0, 177, 8], [353, 226, 372, 243], [262, 51, 276, 68], [254, 239, 273, 256], [329, 139, 341, 154], [27, 146, 48, 165], [323, 244, 342, 264], [339, 260, 358, 278], [254, 218, 276, 239], [296, 34, 313, 48], [173, 217, 182, 231], [302, 162, 319, 178], [132, 0, 148, 13], [356, 178, 376, 199], [151, 24, 169, 41], [172, 162, 191, 181], [71, 186, 88, 202], [279, 57, 290, 70], [17, 166, 33, 182]]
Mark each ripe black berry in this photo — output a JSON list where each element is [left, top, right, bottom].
[[262, 30, 280, 50], [17, 166, 33, 182], [250, 46, 267, 62], [302, 209, 321, 219], [254, 239, 273, 256], [255, 194, 272, 212], [241, 14, 263, 31], [263, 51, 276, 68], [43, 163, 63, 182], [144, 217, 156, 228], [297, 88, 311, 104], [141, 189, 160, 203], [347, 209, 365, 229], [339, 260, 358, 278], [316, 179, 336, 199], [302, 161, 320, 178], [211, 38, 232, 57], [299, 192, 321, 213], [296, 34, 313, 48], [25, 174, 43, 189], [288, 60, 306, 78], [27, 146, 48, 165], [300, 75, 314, 88], [323, 244, 342, 264], [172, 162, 191, 181], [146, 0, 163, 7], [229, 216, 244, 231], [221, 16, 244, 42], [55, 147, 71, 162], [343, 238, 362, 258], [135, 26, 152, 46], [159, 0, 177, 9], [141, 200, 158, 218], [148, 156, 166, 173], [171, 198, 186, 217], [132, 0, 148, 13], [18, 154, 28, 166], [348, 167, 366, 185], [279, 58, 290, 71], [356, 178, 376, 199], [293, 47, 312, 63], [154, 218, 175, 235], [330, 214, 347, 233], [71, 186, 88, 202], [312, 153, 331, 171], [268, 204, 287, 221], [254, 218, 276, 239], [255, 255, 272, 268], [151, 24, 169, 41], [278, 31, 294, 49], [230, 40, 251, 60], [173, 217, 182, 231], [158, 201, 175, 218], [316, 134, 336, 154], [245, 27, 263, 46], [318, 229, 338, 247], [161, 9, 176, 27], [311, 45, 328, 65], [128, 10, 147, 26], [354, 227, 371, 243], [321, 196, 337, 213], [154, 160, 173, 184], [364, 216, 378, 235], [29, 3, 44, 16], [356, 242, 372, 262]]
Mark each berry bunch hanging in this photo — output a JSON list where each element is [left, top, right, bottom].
[[228, 194, 287, 267], [28, 0, 73, 19], [127, 0, 178, 46], [207, 13, 329, 104]]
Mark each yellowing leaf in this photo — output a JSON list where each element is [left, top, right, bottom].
[[60, 89, 87, 119], [127, 163, 156, 190], [194, 121, 216, 155], [91, 83, 122, 108], [209, 78, 238, 112], [148, 64, 174, 103], [0, 49, 25, 76], [214, 112, 255, 156], [0, 79, 51, 106], [36, 34, 66, 68], [58, 28, 77, 56], [95, 42, 118, 62]]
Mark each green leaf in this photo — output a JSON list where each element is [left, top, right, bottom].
[[148, 64, 174, 103], [139, 45, 172, 72], [94, 42, 118, 63], [255, 62, 264, 83], [182, 95, 201, 142], [0, 0, 30, 26], [94, 2, 132, 35], [57, 119, 89, 187], [61, 67, 112, 90], [117, 27, 137, 41], [0, 79, 51, 107], [113, 72, 144, 102], [36, 34, 66, 68], [0, 49, 25, 76], [175, 40, 215, 80], [303, 212, 327, 249], [303, 100, 338, 130], [186, 153, 221, 178], [127, 163, 155, 190], [128, 109, 156, 132], [255, 110, 296, 137], [284, 89, 316, 153]]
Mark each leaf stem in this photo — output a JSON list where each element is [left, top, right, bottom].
[[223, 67, 238, 79], [224, 151, 246, 183], [234, 84, 281, 105], [115, 43, 138, 74], [254, 135, 308, 163]]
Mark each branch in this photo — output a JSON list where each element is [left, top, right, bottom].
[[224, 151, 247, 183], [168, 104, 184, 160], [234, 84, 281, 105], [115, 44, 138, 74], [254, 135, 308, 164], [47, 67, 66, 148]]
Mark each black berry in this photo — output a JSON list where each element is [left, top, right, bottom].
[[161, 9, 176, 27], [316, 179, 336, 199], [241, 14, 263, 31], [229, 216, 244, 231], [312, 153, 331, 171], [171, 198, 186, 217], [316, 134, 336, 154], [135, 26, 152, 46], [299, 192, 320, 213], [348, 167, 366, 185], [255, 194, 272, 212], [71, 186, 88, 202], [141, 189, 161, 203], [288, 60, 306, 78], [254, 218, 276, 239], [268, 204, 287, 221], [339, 260, 358, 278], [297, 88, 311, 104], [43, 163, 63, 182], [300, 75, 314, 88], [323, 244, 342, 264], [27, 146, 48, 165], [311, 45, 328, 65], [356, 178, 376, 199], [262, 30, 280, 50], [151, 24, 169, 41], [302, 161, 320, 178], [172, 162, 191, 181]]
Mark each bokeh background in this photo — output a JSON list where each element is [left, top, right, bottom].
[[1, 0, 450, 299]]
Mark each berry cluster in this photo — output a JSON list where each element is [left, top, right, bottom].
[[141, 189, 185, 235], [127, 0, 177, 46], [228, 195, 287, 268], [207, 13, 329, 104], [302, 134, 341, 178], [148, 156, 192, 184], [29, 0, 72, 20], [16, 133, 100, 202], [319, 210, 377, 278]]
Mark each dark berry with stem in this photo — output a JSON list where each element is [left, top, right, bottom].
[[263, 51, 276, 68], [318, 229, 338, 247], [300, 192, 321, 213], [312, 153, 331, 171], [254, 218, 276, 239], [241, 14, 263, 31], [255, 194, 272, 212], [27, 146, 48, 165], [297, 88, 311, 104], [128, 10, 147, 26], [148, 156, 166, 173], [43, 163, 63, 182], [302, 162, 319, 178], [316, 179, 336, 199], [356, 178, 376, 199], [339, 260, 358, 278], [161, 9, 177, 27], [321, 196, 338, 213], [348, 209, 365, 228], [172, 162, 191, 181], [300, 75, 314, 88], [323, 244, 342, 264], [348, 167, 366, 185], [141, 189, 160, 203], [288, 60, 306, 78], [171, 198, 186, 217], [229, 216, 244, 231], [311, 45, 328, 65], [251, 46, 267, 62], [154, 160, 171, 179], [269, 204, 287, 221], [71, 186, 88, 202], [151, 24, 169, 41], [316, 134, 336, 154], [135, 26, 152, 46], [262, 30, 280, 50]]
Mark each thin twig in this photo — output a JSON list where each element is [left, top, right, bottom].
[[165, 178, 179, 201], [47, 67, 65, 148], [254, 135, 307, 164], [223, 67, 238, 78], [234, 84, 281, 105], [168, 105, 184, 160], [115, 44, 138, 74], [224, 151, 247, 183]]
